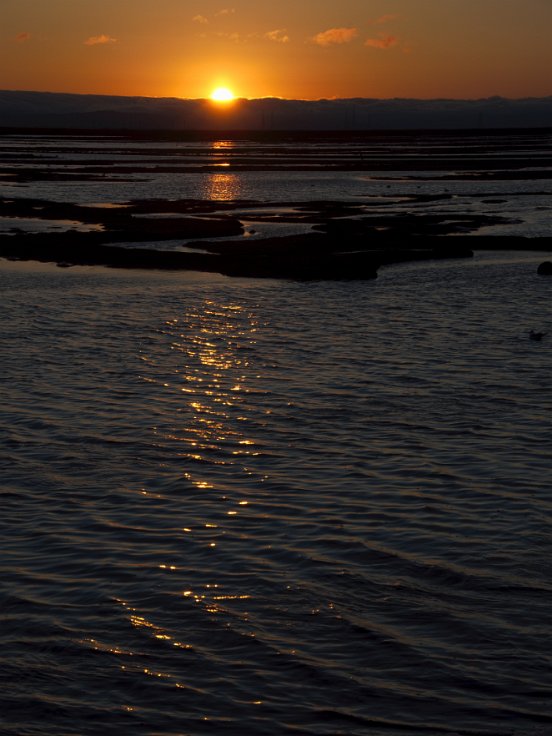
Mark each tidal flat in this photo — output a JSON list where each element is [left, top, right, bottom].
[[1, 129, 551, 278]]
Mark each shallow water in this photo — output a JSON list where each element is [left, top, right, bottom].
[[2, 132, 551, 238], [1, 250, 551, 736]]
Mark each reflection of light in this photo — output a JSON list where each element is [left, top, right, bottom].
[[182, 585, 252, 615], [115, 599, 192, 651], [211, 140, 234, 168], [84, 638, 132, 656], [205, 173, 240, 201], [145, 300, 265, 568], [194, 480, 213, 489]]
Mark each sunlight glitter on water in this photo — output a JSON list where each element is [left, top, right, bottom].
[[203, 172, 242, 200], [1, 130, 552, 736]]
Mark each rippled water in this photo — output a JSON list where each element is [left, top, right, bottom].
[[1, 250, 551, 736]]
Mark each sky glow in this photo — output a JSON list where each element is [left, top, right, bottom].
[[2, 0, 551, 100]]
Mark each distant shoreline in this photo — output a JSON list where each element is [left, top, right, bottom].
[[1, 127, 552, 140], [2, 90, 551, 131]]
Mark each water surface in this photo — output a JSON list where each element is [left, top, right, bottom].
[[1, 250, 551, 735]]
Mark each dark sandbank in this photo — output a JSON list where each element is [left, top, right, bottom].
[[2, 194, 551, 279]]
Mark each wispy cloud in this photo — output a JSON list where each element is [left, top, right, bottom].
[[216, 8, 235, 16], [215, 31, 242, 42], [265, 29, 290, 43], [192, 14, 209, 24], [364, 34, 398, 49], [15, 32, 31, 43], [313, 27, 358, 46], [84, 34, 117, 46], [373, 14, 399, 25]]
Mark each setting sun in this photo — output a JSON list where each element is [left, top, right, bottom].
[[210, 87, 235, 102]]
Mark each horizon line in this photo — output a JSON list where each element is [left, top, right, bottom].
[[2, 88, 552, 103]]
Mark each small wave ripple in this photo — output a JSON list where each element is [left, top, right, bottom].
[[1, 253, 551, 735]]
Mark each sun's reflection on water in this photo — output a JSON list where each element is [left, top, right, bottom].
[[212, 140, 234, 150], [117, 598, 193, 651], [131, 297, 267, 647], [141, 298, 265, 530], [203, 172, 241, 200]]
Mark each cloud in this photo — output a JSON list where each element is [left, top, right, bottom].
[[313, 27, 358, 46], [364, 34, 398, 49], [265, 29, 290, 43], [84, 34, 117, 46], [215, 31, 242, 42], [15, 32, 31, 43], [192, 15, 208, 24], [374, 14, 399, 24], [216, 8, 235, 16]]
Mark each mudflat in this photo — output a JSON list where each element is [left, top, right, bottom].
[[1, 129, 551, 278]]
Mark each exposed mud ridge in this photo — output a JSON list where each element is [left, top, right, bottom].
[[1, 195, 551, 279]]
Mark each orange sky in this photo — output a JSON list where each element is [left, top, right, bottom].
[[2, 0, 551, 100]]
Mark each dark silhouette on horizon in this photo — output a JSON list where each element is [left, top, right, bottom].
[[1, 90, 551, 130]]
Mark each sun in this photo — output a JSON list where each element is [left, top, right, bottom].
[[210, 86, 235, 102]]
